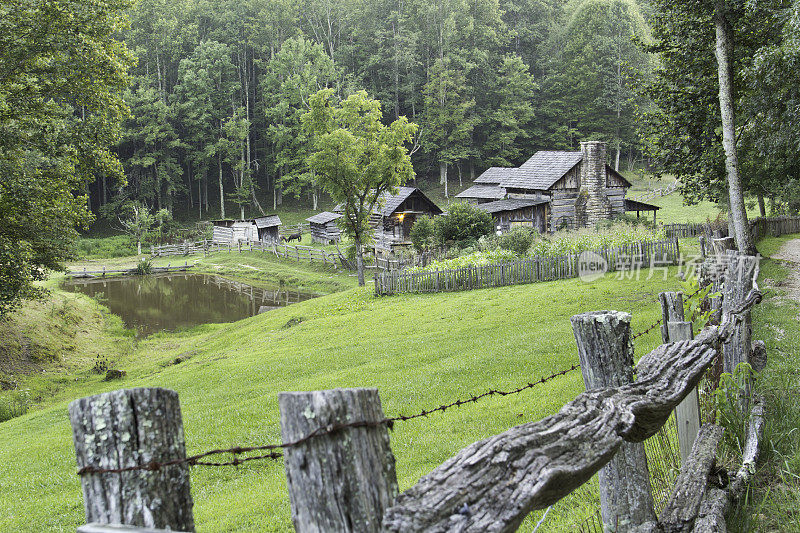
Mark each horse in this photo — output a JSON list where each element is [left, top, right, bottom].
[[284, 232, 302, 243]]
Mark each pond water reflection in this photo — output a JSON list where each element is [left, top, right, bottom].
[[62, 274, 314, 336]]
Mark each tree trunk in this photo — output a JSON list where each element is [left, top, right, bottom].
[[137, 240, 142, 255], [218, 154, 225, 219], [440, 162, 448, 198], [714, 3, 756, 254], [757, 192, 766, 217], [355, 238, 365, 286]]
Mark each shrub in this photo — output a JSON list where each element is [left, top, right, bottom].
[[433, 202, 494, 246], [409, 216, 435, 252], [498, 226, 536, 256], [134, 257, 153, 275]]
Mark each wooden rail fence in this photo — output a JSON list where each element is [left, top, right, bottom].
[[66, 264, 195, 278], [68, 246, 764, 533], [629, 180, 679, 202], [374, 239, 680, 296]]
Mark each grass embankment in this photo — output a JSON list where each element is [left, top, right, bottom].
[[0, 266, 684, 532], [726, 233, 800, 531], [0, 280, 133, 422]]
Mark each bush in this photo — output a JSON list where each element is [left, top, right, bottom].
[[134, 257, 153, 275], [433, 202, 494, 246], [409, 216, 435, 252], [498, 226, 536, 256]]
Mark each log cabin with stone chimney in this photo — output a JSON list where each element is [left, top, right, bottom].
[[456, 141, 659, 233]]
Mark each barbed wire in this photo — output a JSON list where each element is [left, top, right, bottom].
[[630, 285, 707, 341], [77, 363, 581, 476]]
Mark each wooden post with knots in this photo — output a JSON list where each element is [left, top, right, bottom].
[[69, 388, 195, 532], [571, 311, 656, 531], [279, 388, 398, 533]]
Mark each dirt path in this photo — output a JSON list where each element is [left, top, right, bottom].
[[770, 238, 800, 303]]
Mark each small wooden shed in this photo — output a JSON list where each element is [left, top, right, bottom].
[[306, 211, 342, 244], [254, 215, 282, 243]]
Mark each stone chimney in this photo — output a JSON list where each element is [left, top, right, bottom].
[[580, 141, 612, 227]]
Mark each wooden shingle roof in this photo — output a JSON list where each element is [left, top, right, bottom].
[[334, 187, 442, 217], [455, 185, 507, 200], [476, 198, 548, 214], [499, 151, 584, 190], [306, 211, 343, 224], [254, 215, 282, 228]]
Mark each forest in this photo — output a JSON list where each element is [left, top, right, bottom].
[[102, 0, 656, 219]]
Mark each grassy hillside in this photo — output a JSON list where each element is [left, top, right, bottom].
[[0, 267, 684, 532]]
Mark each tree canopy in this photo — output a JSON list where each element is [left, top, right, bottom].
[[0, 0, 133, 315], [302, 89, 417, 285]]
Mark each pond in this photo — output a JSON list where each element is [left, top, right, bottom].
[[62, 274, 315, 336]]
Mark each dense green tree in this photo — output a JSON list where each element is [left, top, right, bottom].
[[262, 36, 336, 210], [422, 58, 476, 198], [433, 202, 494, 245], [302, 89, 417, 285], [545, 0, 651, 166], [174, 40, 239, 219], [643, 0, 787, 252], [0, 0, 133, 315]]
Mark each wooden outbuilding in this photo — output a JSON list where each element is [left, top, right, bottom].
[[476, 198, 549, 234], [254, 215, 282, 243], [211, 215, 282, 245], [335, 186, 442, 251], [306, 211, 343, 244], [624, 199, 661, 223]]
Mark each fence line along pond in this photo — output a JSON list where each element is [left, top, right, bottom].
[[62, 273, 315, 336]]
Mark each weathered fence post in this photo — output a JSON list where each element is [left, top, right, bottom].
[[660, 291, 701, 464], [571, 311, 657, 531], [721, 255, 758, 375], [279, 388, 398, 533], [69, 388, 195, 532], [667, 320, 700, 464]]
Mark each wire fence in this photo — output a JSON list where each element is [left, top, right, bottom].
[[76, 364, 581, 476]]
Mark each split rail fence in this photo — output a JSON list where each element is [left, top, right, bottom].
[[628, 180, 679, 202], [68, 240, 765, 533], [375, 238, 680, 296], [66, 264, 195, 279], [149, 239, 342, 268]]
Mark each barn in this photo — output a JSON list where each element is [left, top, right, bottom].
[[456, 141, 660, 232], [306, 211, 343, 244]]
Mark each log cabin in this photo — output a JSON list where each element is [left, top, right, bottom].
[[457, 141, 659, 233]]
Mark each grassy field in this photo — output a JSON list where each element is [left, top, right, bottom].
[[0, 262, 685, 532]]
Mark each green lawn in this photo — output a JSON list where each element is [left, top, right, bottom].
[[0, 265, 685, 532]]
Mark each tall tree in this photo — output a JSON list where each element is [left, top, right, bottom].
[[0, 0, 133, 315], [422, 58, 476, 197], [174, 40, 239, 219], [262, 36, 336, 210], [302, 89, 417, 285], [643, 0, 786, 252]]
